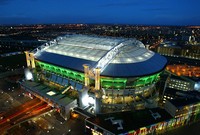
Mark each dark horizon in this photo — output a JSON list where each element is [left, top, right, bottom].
[[1, 0, 200, 26], [0, 22, 199, 27]]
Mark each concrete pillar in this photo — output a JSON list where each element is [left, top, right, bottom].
[[24, 51, 35, 69], [29, 53, 35, 68], [24, 51, 31, 67], [94, 68, 101, 90], [83, 64, 90, 87]]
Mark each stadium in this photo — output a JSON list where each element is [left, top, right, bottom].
[[21, 34, 167, 116]]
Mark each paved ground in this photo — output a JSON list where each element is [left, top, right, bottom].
[[6, 111, 86, 135], [0, 78, 31, 114]]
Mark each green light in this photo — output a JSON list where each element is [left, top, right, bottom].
[[128, 130, 135, 134], [36, 61, 84, 82], [134, 73, 161, 87], [101, 78, 127, 89], [36, 60, 162, 90], [101, 72, 161, 89]]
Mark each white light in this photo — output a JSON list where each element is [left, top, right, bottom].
[[127, 58, 132, 62], [138, 57, 143, 60], [194, 82, 200, 91], [47, 91, 56, 96], [88, 97, 95, 105], [144, 54, 149, 57], [25, 69, 33, 81], [82, 95, 89, 106]]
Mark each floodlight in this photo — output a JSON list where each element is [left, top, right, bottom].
[[25, 68, 33, 81]]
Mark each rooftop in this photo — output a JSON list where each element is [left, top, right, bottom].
[[86, 108, 172, 134], [35, 34, 152, 64], [20, 80, 75, 107], [34, 34, 167, 77], [168, 96, 200, 108]]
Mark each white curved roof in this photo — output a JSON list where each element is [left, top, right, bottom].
[[42, 34, 154, 64], [34, 34, 167, 77]]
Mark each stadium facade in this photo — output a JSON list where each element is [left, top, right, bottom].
[[23, 34, 167, 116]]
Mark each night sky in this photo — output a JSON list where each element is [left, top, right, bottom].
[[0, 0, 200, 26]]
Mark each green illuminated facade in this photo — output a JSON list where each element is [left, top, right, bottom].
[[101, 73, 160, 89], [36, 61, 85, 82], [36, 61, 161, 90]]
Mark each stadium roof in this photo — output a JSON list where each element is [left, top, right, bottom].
[[34, 34, 167, 77]]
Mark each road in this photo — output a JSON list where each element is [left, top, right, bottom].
[[0, 98, 51, 134]]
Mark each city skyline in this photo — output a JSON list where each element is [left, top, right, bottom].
[[0, 22, 200, 134], [0, 0, 200, 26]]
